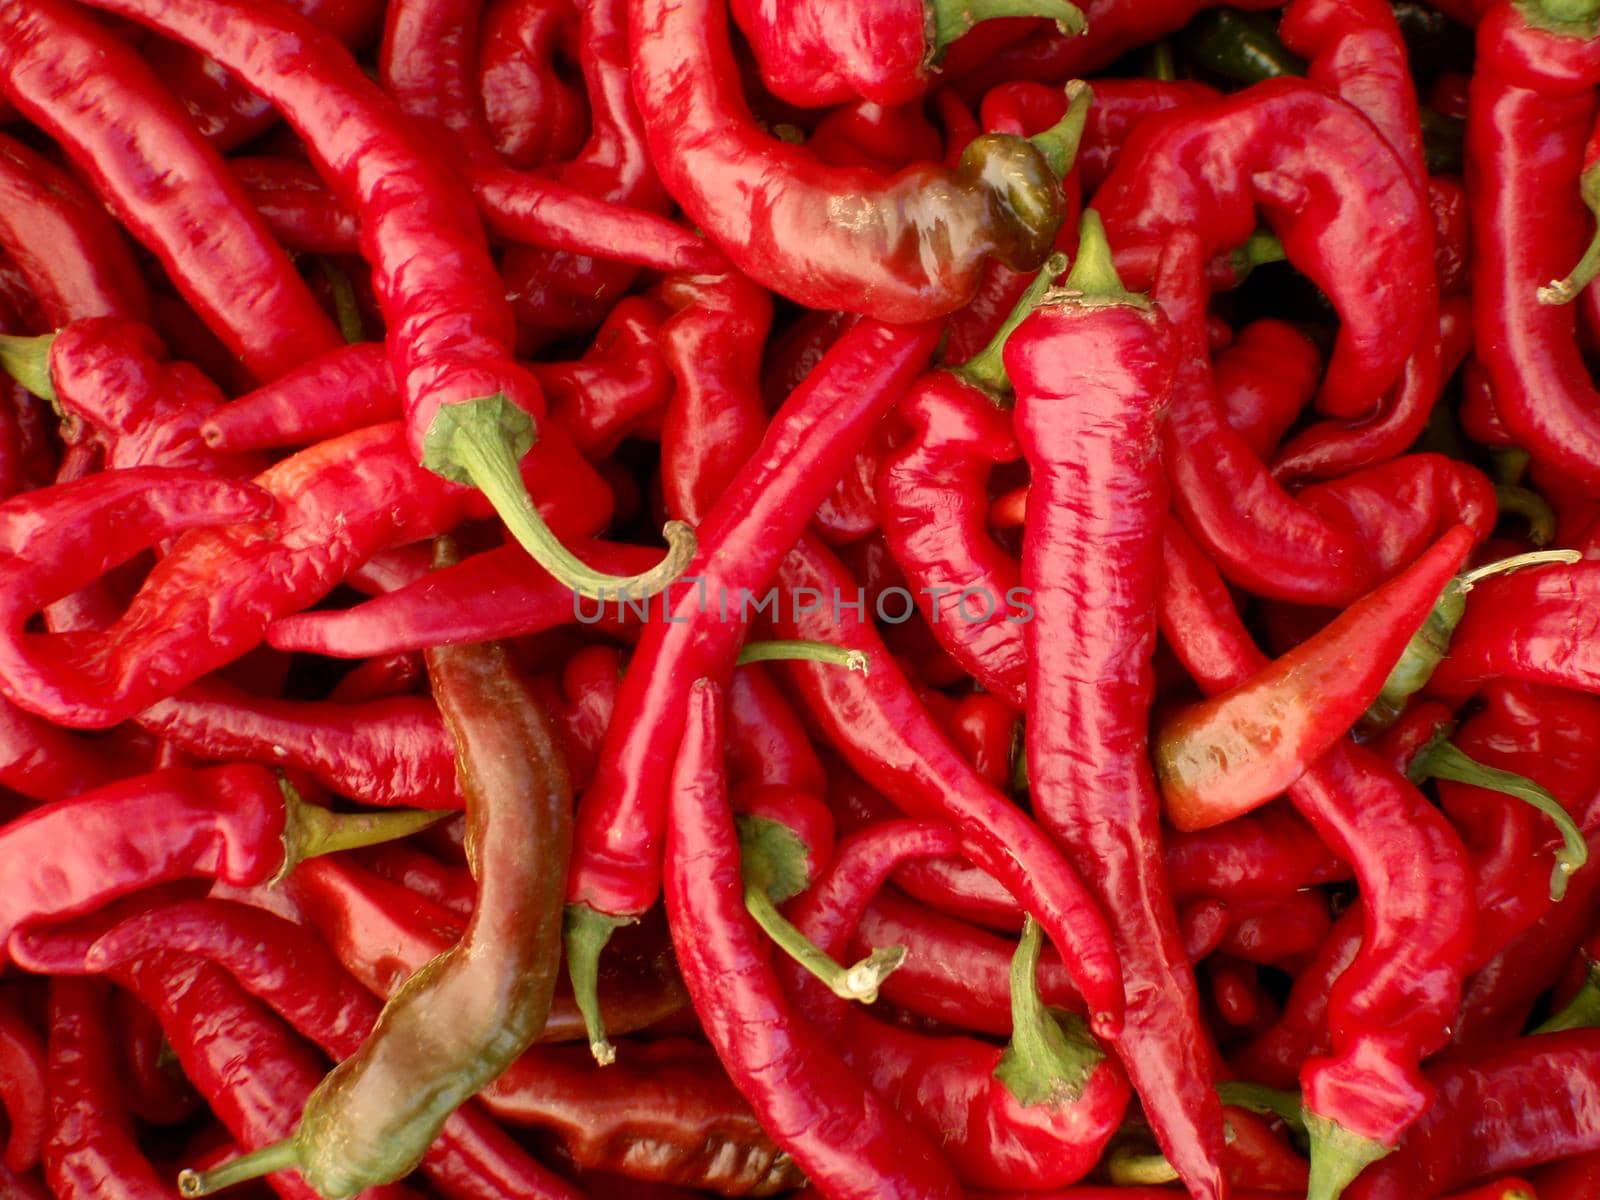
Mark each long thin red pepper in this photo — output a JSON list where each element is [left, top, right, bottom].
[[73, 0, 691, 602], [0, 0, 342, 382], [1469, 0, 1600, 491], [1156, 525, 1474, 831], [664, 679, 963, 1200], [0, 764, 438, 964], [564, 317, 939, 1062], [1008, 216, 1227, 1200], [477, 0, 586, 168], [771, 534, 1124, 1024], [43, 977, 174, 1200], [630, 0, 1065, 321], [1160, 518, 1474, 1199], [0, 131, 150, 327]]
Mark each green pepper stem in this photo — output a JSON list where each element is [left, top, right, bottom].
[[1418, 741, 1588, 900], [1062, 211, 1145, 307], [563, 903, 635, 1066], [1027, 80, 1093, 181], [1534, 959, 1600, 1033], [0, 332, 56, 405], [1105, 1151, 1179, 1186], [1217, 1081, 1308, 1132], [178, 1138, 300, 1196], [1522, 0, 1600, 36], [929, 0, 1085, 57], [276, 779, 447, 882], [1148, 40, 1176, 81], [1305, 1113, 1393, 1200], [318, 259, 365, 344], [1459, 547, 1582, 590], [736, 639, 868, 674], [1493, 484, 1557, 547], [1491, 448, 1533, 487], [992, 916, 1104, 1105], [956, 251, 1069, 397], [744, 883, 905, 1002], [424, 394, 696, 602], [1228, 229, 1287, 284]]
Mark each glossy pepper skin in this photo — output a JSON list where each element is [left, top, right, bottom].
[[200, 344, 395, 455], [0, 764, 437, 966], [0, 0, 342, 382], [784, 819, 1130, 1189], [43, 978, 173, 1200], [730, 0, 1083, 108], [665, 680, 963, 1200], [1155, 525, 1474, 832], [1095, 77, 1430, 420], [1431, 561, 1600, 695], [137, 677, 463, 812], [564, 318, 939, 1057], [0, 992, 43, 1174], [1009, 221, 1226, 1200], [79, 898, 591, 1200], [196, 560, 575, 1198], [477, 0, 587, 168], [1469, 1, 1600, 491], [630, 0, 1065, 322], [771, 535, 1125, 1031], [1160, 519, 1474, 1196], [1344, 1030, 1600, 1199], [0, 132, 150, 328]]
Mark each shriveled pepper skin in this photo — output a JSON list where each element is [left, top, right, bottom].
[[1008, 260, 1224, 1200], [630, 0, 1064, 321]]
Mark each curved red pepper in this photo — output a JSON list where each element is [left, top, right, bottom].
[[631, 0, 1065, 321], [228, 157, 362, 256], [731, 0, 1083, 108], [1096, 78, 1431, 420], [1432, 560, 1600, 695], [0, 0, 342, 382], [0, 992, 43, 1174], [43, 978, 173, 1200], [200, 344, 395, 455], [538, 295, 673, 462], [1469, 3, 1600, 491], [665, 680, 964, 1200], [478, 0, 586, 169], [0, 132, 149, 327]]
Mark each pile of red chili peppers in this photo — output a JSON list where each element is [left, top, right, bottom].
[[2, 0, 1600, 1197]]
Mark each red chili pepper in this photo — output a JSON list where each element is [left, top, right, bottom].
[[477, 0, 586, 169], [780, 818, 1130, 1189], [1009, 215, 1228, 1199], [500, 0, 670, 341], [0, 0, 342, 382], [82, 899, 586, 1200], [287, 856, 688, 1046], [0, 990, 43, 1173], [43, 977, 173, 1200], [726, 664, 827, 794], [0, 132, 150, 327], [665, 679, 964, 1200], [199, 344, 395, 455], [808, 99, 946, 170], [657, 269, 772, 526], [1160, 519, 1474, 1198], [0, 695, 116, 803], [1345, 1030, 1600, 1199], [137, 677, 462, 811], [1442, 1181, 1541, 1200], [1155, 525, 1474, 831], [74, 0, 692, 604], [1074, 78, 1222, 192], [0, 764, 437, 964], [564, 317, 938, 1061], [1431, 559, 1600, 695], [731, 0, 1083, 108], [1469, 2, 1600, 491], [1273, 296, 1475, 484], [536, 295, 673, 461], [267, 537, 653, 661], [631, 0, 1066, 321], [112, 985, 202, 1127], [228, 157, 362, 256], [1217, 891, 1334, 969], [483, 1039, 802, 1194], [1211, 318, 1323, 462]]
